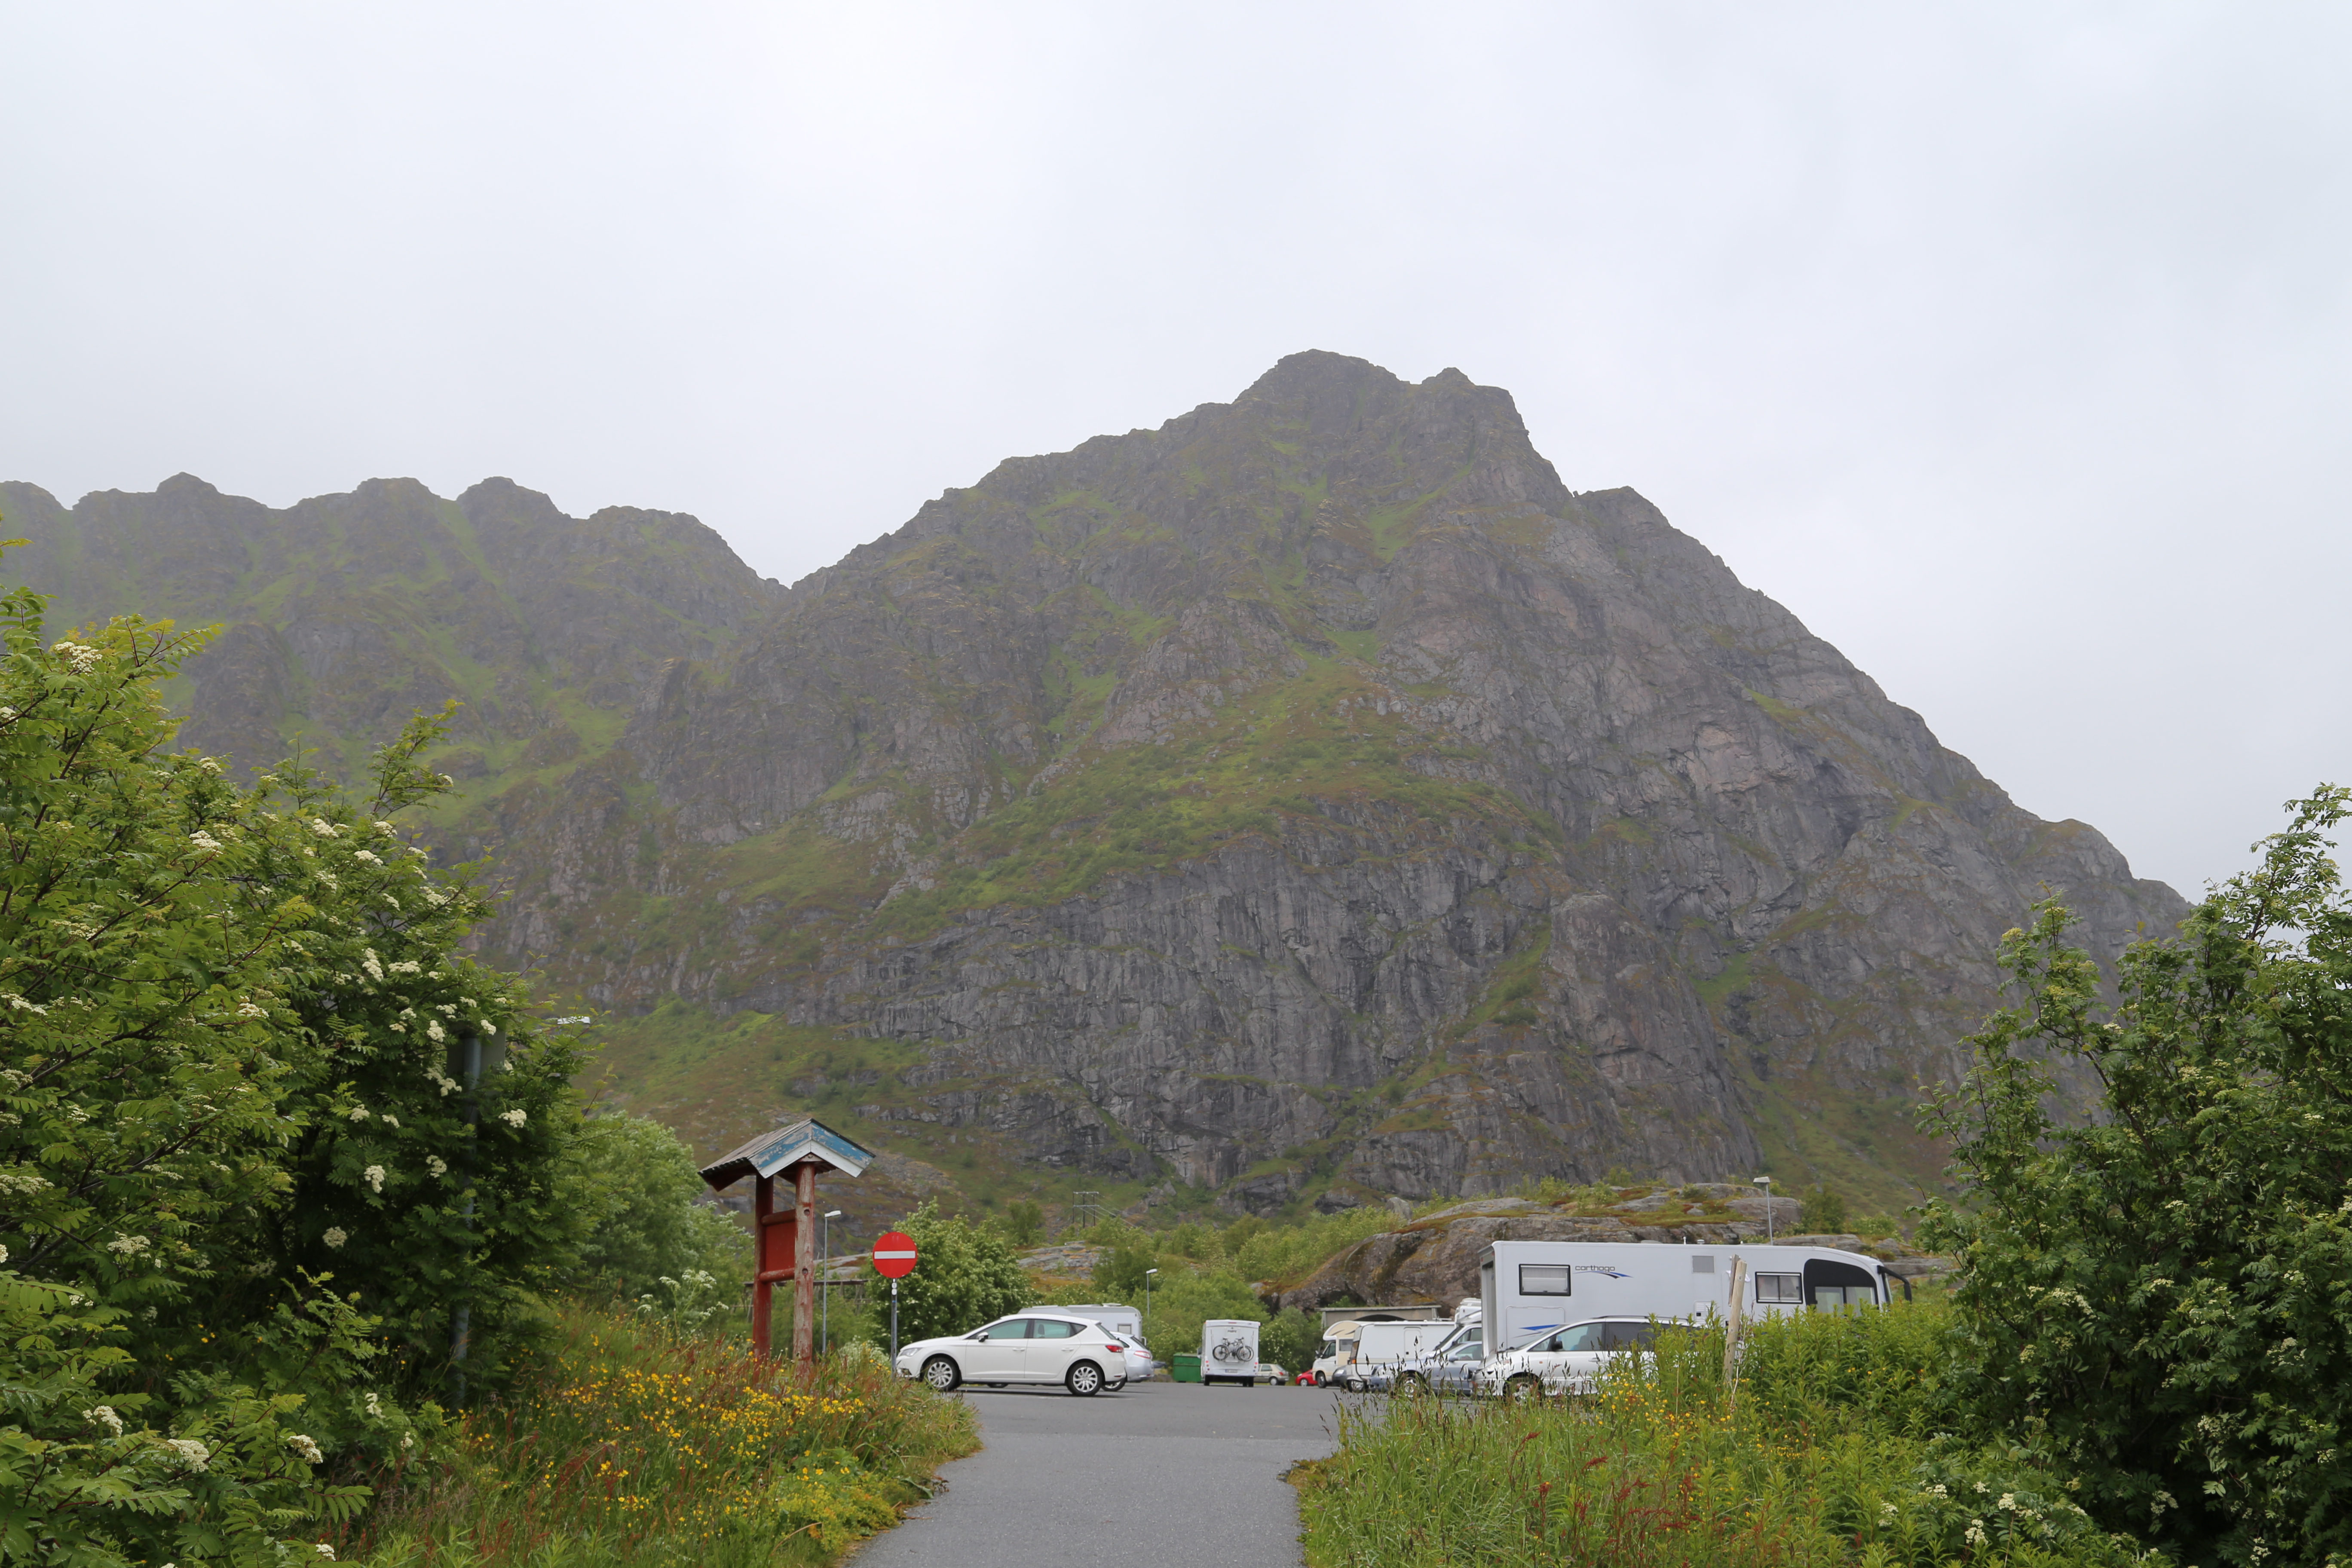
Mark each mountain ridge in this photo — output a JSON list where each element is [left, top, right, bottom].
[[0, 351, 2184, 1217]]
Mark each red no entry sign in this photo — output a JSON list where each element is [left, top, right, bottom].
[[873, 1231, 918, 1279]]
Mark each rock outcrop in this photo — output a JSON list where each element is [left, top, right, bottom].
[[2, 352, 2186, 1209]]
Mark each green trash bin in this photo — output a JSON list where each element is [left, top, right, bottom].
[[1172, 1354, 1201, 1383]]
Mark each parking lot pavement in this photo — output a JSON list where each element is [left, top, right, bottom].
[[849, 1381, 1357, 1568]]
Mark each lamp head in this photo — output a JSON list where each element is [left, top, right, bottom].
[[1145, 1268, 1160, 1277], [824, 1209, 842, 1219], [1752, 1176, 1772, 1187]]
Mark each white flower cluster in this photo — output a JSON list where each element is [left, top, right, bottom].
[[499, 1108, 528, 1128], [5, 993, 49, 1016], [315, 1544, 337, 1560], [0, 1170, 52, 1197], [354, 849, 381, 865], [363, 1164, 387, 1194], [426, 1155, 448, 1178], [189, 831, 223, 854], [361, 949, 385, 982], [322, 1227, 348, 1250], [427, 1069, 459, 1097], [346, 1105, 371, 1121], [287, 1433, 324, 1464], [49, 640, 99, 673], [107, 1234, 150, 1257], [236, 1001, 266, 1020], [83, 1405, 124, 1436], [308, 817, 342, 839], [161, 1437, 210, 1472], [426, 1019, 446, 1043], [387, 960, 423, 976]]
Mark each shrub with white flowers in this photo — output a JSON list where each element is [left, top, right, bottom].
[[0, 564, 586, 1565]]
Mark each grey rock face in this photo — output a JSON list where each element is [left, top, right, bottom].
[[3, 352, 2186, 1208]]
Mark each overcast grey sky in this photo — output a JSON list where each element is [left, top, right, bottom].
[[3, 2, 2346, 900]]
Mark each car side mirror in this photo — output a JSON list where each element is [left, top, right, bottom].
[[971, 1330, 989, 1341]]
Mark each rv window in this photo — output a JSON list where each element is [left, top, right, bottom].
[[1691, 1255, 1715, 1273], [1316, 1339, 1338, 1360], [1755, 1273, 1804, 1305], [1520, 1264, 1572, 1295]]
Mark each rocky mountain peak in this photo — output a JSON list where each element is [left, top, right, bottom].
[[2, 355, 2184, 1214]]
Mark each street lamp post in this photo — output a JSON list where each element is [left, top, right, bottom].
[[1144, 1268, 1159, 1344], [1752, 1176, 1775, 1243], [821, 1210, 842, 1356]]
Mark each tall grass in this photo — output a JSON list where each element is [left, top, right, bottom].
[[1296, 1305, 2157, 1568], [348, 1304, 977, 1568]]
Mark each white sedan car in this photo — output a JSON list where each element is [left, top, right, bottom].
[[895, 1311, 1135, 1396], [1479, 1317, 1685, 1400]]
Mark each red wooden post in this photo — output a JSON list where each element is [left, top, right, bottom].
[[793, 1162, 817, 1366], [751, 1172, 774, 1357], [756, 1174, 801, 1359]]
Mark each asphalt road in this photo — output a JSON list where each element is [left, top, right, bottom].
[[850, 1380, 1356, 1568]]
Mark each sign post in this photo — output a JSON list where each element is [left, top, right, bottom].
[[873, 1230, 918, 1359], [696, 1118, 873, 1367]]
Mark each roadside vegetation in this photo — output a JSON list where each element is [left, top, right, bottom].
[[0, 569, 969, 1568], [1296, 1304, 2151, 1568], [349, 1305, 975, 1568]]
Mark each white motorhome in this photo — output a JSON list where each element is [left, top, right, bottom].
[[1479, 1240, 1908, 1354], [1047, 1302, 1143, 1344], [1200, 1318, 1261, 1386], [1312, 1317, 1451, 1388]]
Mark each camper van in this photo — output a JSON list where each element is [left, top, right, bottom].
[[1311, 1317, 1452, 1389], [1479, 1239, 1907, 1354]]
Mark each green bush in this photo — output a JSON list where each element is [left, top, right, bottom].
[[1798, 1184, 1848, 1233], [568, 1112, 749, 1307], [1920, 787, 2352, 1566], [0, 582, 608, 1562]]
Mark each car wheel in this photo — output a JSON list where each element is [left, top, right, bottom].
[[1504, 1374, 1543, 1404], [1395, 1372, 1430, 1398], [1066, 1360, 1104, 1396], [1312, 1371, 1328, 1387], [1342, 1375, 1366, 1393], [921, 1356, 962, 1393]]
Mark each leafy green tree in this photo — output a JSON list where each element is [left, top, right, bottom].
[[568, 1111, 748, 1302], [1798, 1185, 1847, 1233], [0, 576, 591, 1561], [1002, 1200, 1044, 1248], [889, 1204, 1029, 1345], [1920, 787, 2352, 1566], [1091, 1242, 1157, 1301], [1259, 1307, 1320, 1379]]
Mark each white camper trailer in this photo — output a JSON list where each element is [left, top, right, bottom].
[[1479, 1240, 1906, 1354], [1311, 1318, 1451, 1390], [1200, 1319, 1261, 1386]]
